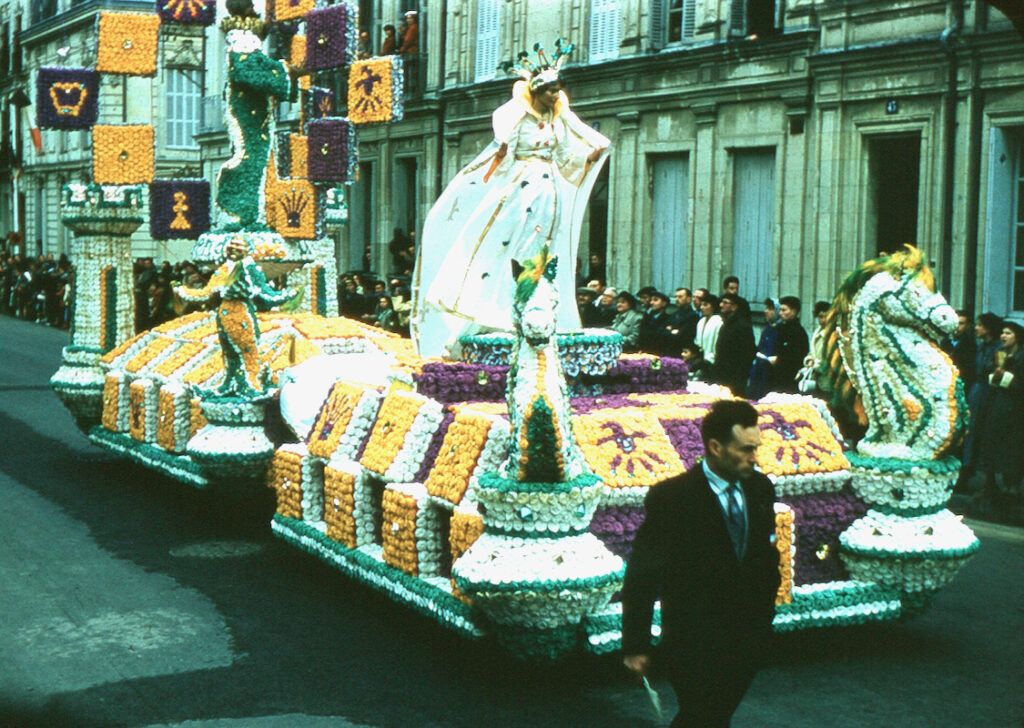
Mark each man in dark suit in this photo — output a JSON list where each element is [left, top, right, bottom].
[[622, 399, 780, 728]]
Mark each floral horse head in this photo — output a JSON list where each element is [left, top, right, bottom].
[[511, 248, 559, 348], [822, 245, 966, 460]]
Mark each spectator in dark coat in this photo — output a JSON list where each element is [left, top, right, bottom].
[[576, 287, 602, 328], [962, 312, 1004, 476], [640, 291, 676, 356], [593, 287, 617, 327], [975, 321, 1024, 514], [770, 296, 810, 393], [669, 287, 700, 349], [715, 293, 756, 396]]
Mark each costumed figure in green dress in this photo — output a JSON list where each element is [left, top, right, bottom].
[[175, 237, 300, 398]]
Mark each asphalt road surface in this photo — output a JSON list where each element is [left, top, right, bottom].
[[1, 316, 1021, 728]]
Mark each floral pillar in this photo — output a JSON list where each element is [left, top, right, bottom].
[[51, 183, 145, 429]]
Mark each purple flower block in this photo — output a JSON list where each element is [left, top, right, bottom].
[[414, 409, 456, 483], [37, 68, 99, 130], [157, 0, 216, 25], [306, 3, 355, 71], [149, 179, 211, 240], [307, 118, 356, 183], [780, 490, 868, 585], [590, 505, 647, 560]]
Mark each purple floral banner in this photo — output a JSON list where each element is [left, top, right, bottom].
[[37, 68, 99, 130]]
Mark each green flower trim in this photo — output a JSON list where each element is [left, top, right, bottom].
[[272, 516, 484, 638], [522, 395, 562, 482], [583, 608, 660, 636], [50, 377, 103, 392], [869, 502, 949, 517], [482, 524, 592, 538], [847, 453, 961, 475], [65, 344, 104, 355], [89, 426, 209, 488], [493, 624, 579, 661], [313, 267, 327, 316], [101, 265, 118, 353], [839, 540, 980, 560], [453, 566, 625, 595], [774, 582, 899, 614], [477, 471, 601, 495], [62, 183, 146, 209]]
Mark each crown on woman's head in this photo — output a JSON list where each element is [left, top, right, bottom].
[[500, 38, 575, 91]]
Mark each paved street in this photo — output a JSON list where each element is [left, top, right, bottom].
[[0, 316, 1021, 728]]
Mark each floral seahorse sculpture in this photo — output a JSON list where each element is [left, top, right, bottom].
[[500, 249, 587, 482], [216, 0, 292, 231], [175, 237, 300, 399], [822, 245, 966, 461]]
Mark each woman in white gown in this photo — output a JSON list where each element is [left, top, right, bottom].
[[411, 59, 610, 358]]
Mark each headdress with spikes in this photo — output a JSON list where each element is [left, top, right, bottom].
[[499, 38, 575, 91]]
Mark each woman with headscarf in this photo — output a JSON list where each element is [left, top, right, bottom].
[[975, 321, 1024, 514]]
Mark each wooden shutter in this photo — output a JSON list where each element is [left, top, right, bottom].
[[729, 0, 747, 37], [651, 154, 690, 294], [732, 148, 775, 303], [589, 0, 621, 62], [649, 0, 667, 50], [682, 0, 696, 40], [474, 0, 501, 82]]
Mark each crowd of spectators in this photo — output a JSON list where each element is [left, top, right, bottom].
[[1, 248, 73, 328]]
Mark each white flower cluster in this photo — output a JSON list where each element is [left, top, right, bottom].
[[685, 381, 733, 398], [186, 400, 276, 478], [382, 483, 451, 577], [596, 485, 649, 508], [130, 378, 158, 442], [105, 371, 130, 431], [468, 419, 511, 487], [335, 389, 384, 460], [380, 400, 445, 482], [324, 456, 379, 548], [771, 470, 850, 497], [474, 480, 605, 536], [839, 509, 979, 557], [849, 465, 955, 512], [452, 532, 623, 629], [160, 381, 192, 452], [297, 446, 325, 522]]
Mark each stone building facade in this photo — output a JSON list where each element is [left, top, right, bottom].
[[3, 0, 1022, 321]]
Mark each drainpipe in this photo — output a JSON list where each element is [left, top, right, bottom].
[[962, 53, 983, 314], [938, 1, 962, 301]]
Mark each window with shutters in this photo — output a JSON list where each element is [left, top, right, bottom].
[[589, 0, 621, 62], [166, 68, 202, 149], [652, 0, 696, 48], [474, 0, 501, 83]]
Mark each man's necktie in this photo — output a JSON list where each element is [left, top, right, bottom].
[[726, 483, 746, 559]]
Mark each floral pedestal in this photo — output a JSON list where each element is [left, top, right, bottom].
[[840, 457, 979, 615], [186, 396, 275, 479], [458, 330, 624, 377], [451, 472, 624, 659], [51, 184, 145, 429]]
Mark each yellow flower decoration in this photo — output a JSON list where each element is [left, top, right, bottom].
[[102, 373, 124, 431], [347, 57, 398, 124], [289, 134, 308, 178], [93, 124, 155, 184], [308, 382, 365, 459], [360, 390, 427, 476], [154, 341, 207, 378], [189, 396, 206, 437], [124, 336, 173, 373], [265, 162, 317, 239], [774, 505, 795, 605], [274, 0, 313, 22], [184, 351, 222, 387], [289, 33, 307, 69], [425, 412, 493, 504], [382, 487, 419, 576], [128, 379, 150, 442], [754, 403, 850, 477], [96, 12, 161, 76], [449, 508, 484, 602], [574, 409, 686, 488], [324, 464, 358, 547], [268, 448, 304, 519]]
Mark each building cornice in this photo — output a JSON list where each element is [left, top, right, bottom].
[[20, 0, 152, 47]]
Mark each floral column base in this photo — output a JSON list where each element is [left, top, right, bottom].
[[186, 396, 275, 480], [839, 458, 979, 615], [51, 346, 107, 428], [451, 472, 624, 659]]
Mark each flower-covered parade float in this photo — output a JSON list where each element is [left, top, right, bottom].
[[47, 0, 977, 659]]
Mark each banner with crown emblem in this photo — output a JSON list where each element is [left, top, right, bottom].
[[36, 68, 99, 130], [150, 180, 211, 240], [267, 178, 318, 239], [347, 56, 404, 125]]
